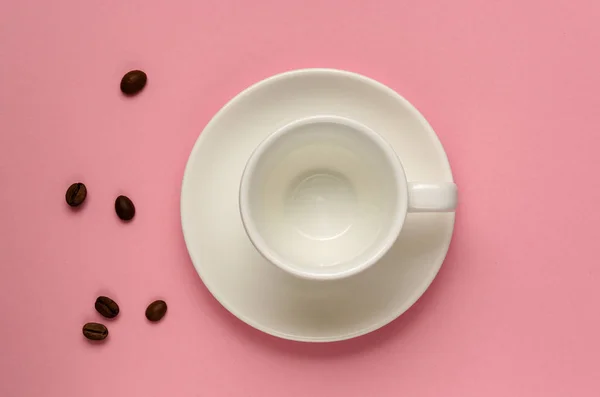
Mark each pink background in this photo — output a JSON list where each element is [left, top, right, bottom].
[[1, 0, 599, 396]]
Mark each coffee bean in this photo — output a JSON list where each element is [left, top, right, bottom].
[[82, 322, 108, 341], [145, 300, 167, 322], [120, 70, 147, 95], [95, 296, 120, 319], [65, 183, 87, 207], [115, 195, 135, 221]]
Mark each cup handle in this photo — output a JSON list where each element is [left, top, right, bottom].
[[407, 182, 457, 213]]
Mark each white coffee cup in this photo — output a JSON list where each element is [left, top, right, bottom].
[[239, 115, 457, 281]]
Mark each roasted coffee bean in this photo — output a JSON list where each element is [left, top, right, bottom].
[[95, 296, 120, 319], [120, 70, 147, 95], [115, 195, 135, 221], [145, 300, 167, 322], [82, 322, 108, 341], [65, 183, 87, 207]]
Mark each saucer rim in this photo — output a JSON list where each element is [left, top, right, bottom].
[[181, 68, 455, 342]]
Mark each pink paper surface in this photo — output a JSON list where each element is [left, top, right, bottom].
[[1, 1, 600, 396]]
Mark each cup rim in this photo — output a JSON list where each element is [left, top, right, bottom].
[[239, 115, 408, 280]]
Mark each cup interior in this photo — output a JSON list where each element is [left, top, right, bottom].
[[239, 116, 407, 280]]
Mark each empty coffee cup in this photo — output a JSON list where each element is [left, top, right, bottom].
[[239, 115, 456, 280]]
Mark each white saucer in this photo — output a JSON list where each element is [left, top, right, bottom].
[[181, 69, 455, 342]]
